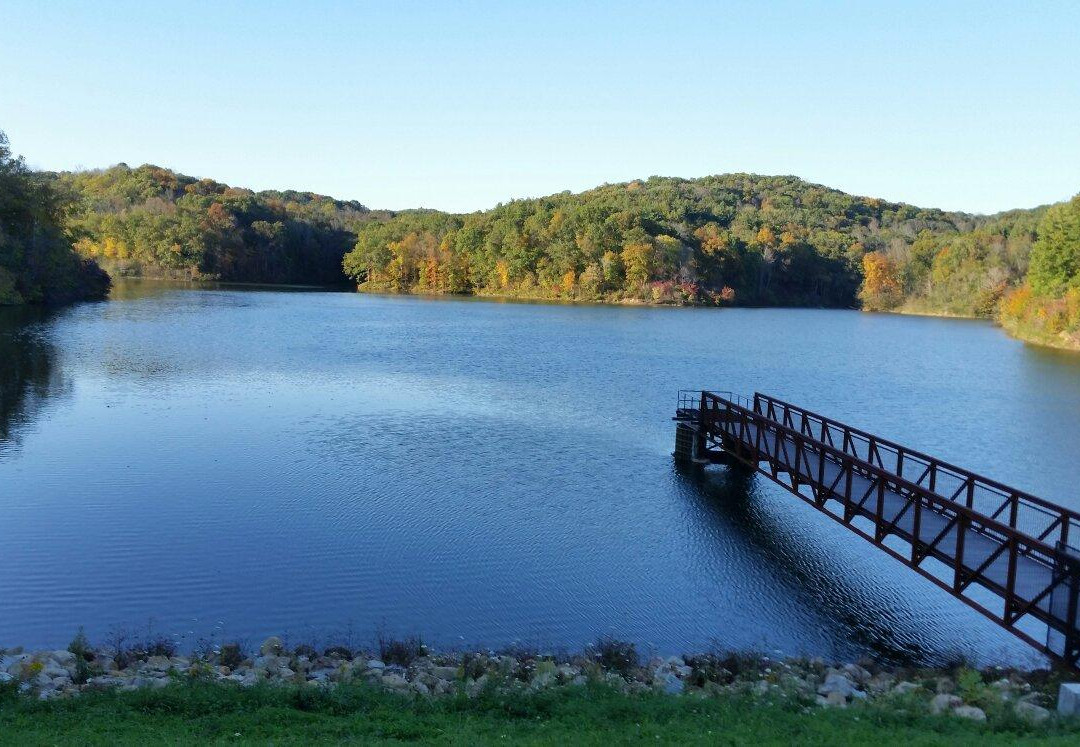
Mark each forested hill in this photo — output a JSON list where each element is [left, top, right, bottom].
[[52, 164, 390, 285], [343, 174, 1041, 313], [0, 132, 110, 306]]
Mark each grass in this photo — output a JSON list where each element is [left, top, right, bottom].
[[1, 679, 1078, 745]]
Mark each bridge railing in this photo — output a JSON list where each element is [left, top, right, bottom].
[[677, 389, 754, 416], [694, 391, 1080, 655], [751, 392, 1080, 555]]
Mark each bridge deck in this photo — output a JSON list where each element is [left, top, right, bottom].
[[674, 391, 1080, 667]]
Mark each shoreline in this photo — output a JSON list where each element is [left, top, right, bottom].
[[2, 634, 1075, 723]]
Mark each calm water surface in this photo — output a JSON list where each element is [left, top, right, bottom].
[[2, 281, 1079, 665]]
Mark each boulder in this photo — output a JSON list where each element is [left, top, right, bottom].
[[2, 654, 29, 676], [842, 663, 871, 685], [431, 666, 459, 681], [818, 672, 856, 698], [930, 693, 962, 714], [144, 656, 171, 672], [48, 650, 76, 667], [259, 637, 284, 657], [381, 674, 410, 692], [657, 671, 682, 695], [867, 673, 895, 693], [824, 690, 847, 707], [893, 681, 920, 695], [466, 674, 489, 697], [1015, 701, 1050, 724], [953, 705, 986, 721]]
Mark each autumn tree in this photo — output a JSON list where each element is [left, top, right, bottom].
[[859, 251, 903, 310]]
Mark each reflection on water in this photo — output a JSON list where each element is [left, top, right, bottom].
[[0, 280, 1077, 666], [675, 464, 944, 665], [0, 307, 69, 452]]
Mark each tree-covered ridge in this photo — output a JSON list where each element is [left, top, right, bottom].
[[54, 164, 389, 285], [0, 131, 109, 306], [999, 195, 1080, 348], [343, 174, 1023, 309]]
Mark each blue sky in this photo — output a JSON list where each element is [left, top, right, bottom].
[[1, 1, 1077, 214]]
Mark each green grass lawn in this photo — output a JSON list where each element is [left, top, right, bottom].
[[2, 680, 1078, 745]]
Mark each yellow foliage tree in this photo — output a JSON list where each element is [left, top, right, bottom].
[[859, 251, 903, 310], [621, 241, 653, 290], [494, 259, 511, 290], [560, 270, 576, 296]]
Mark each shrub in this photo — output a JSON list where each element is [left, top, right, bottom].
[[293, 644, 318, 660], [684, 653, 734, 687], [378, 635, 425, 668], [219, 642, 246, 669], [67, 628, 99, 684], [593, 637, 638, 680], [323, 645, 354, 660]]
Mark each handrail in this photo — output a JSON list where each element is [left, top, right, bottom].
[[679, 389, 1080, 666], [752, 392, 1080, 551], [698, 392, 1067, 565]]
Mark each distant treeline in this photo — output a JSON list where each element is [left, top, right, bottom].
[[51, 164, 389, 286], [4, 125, 1078, 350], [0, 131, 109, 305], [343, 175, 1079, 348]]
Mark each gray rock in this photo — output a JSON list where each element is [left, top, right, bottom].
[[433, 678, 453, 696], [818, 672, 856, 698], [144, 656, 172, 672], [431, 666, 459, 681], [48, 650, 76, 667], [3, 654, 29, 676], [1059, 682, 1080, 716], [466, 674, 489, 697], [253, 655, 281, 672], [824, 690, 847, 707], [412, 680, 430, 695], [260, 637, 284, 657], [1015, 701, 1050, 723], [0, 672, 12, 684], [657, 671, 682, 695], [893, 681, 920, 695], [40, 662, 69, 680], [867, 673, 895, 693], [930, 693, 962, 714], [842, 663, 871, 684], [381, 674, 410, 692], [366, 659, 386, 672], [953, 705, 987, 721]]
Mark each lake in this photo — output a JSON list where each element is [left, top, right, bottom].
[[2, 281, 1079, 666]]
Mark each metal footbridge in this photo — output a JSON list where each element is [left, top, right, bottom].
[[673, 390, 1080, 668]]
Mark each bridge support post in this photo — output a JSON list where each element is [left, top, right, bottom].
[[674, 423, 706, 464]]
